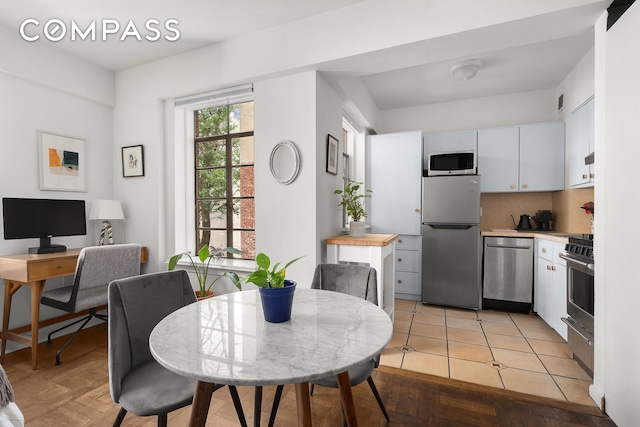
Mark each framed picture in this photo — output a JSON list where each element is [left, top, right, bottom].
[[38, 130, 87, 192], [122, 145, 145, 177], [326, 134, 339, 175]]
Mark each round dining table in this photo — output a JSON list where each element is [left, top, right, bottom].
[[149, 288, 393, 426]]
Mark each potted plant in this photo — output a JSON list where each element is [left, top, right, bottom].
[[334, 180, 372, 237], [229, 252, 304, 323], [168, 245, 241, 299]]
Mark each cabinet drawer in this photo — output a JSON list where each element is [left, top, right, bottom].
[[396, 235, 420, 250], [537, 240, 554, 262], [553, 243, 567, 267], [29, 257, 78, 281], [395, 271, 420, 295], [396, 250, 419, 272]]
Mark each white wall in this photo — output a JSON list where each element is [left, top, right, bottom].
[[600, 3, 640, 425], [379, 89, 557, 134], [0, 26, 115, 350]]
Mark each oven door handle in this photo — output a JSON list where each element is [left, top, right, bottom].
[[561, 317, 594, 346], [559, 253, 594, 271]]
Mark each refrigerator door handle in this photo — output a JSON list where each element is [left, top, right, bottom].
[[425, 224, 474, 230]]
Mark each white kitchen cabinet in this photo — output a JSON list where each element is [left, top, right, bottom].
[[477, 126, 519, 192], [367, 131, 422, 299], [394, 235, 421, 298], [534, 238, 568, 341], [477, 122, 565, 193], [423, 130, 477, 168], [569, 97, 595, 187]]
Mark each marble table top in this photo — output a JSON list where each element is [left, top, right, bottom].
[[149, 288, 393, 386]]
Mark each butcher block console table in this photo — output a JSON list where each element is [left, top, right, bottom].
[[324, 233, 397, 320], [0, 247, 147, 370]]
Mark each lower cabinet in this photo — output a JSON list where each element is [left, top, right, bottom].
[[534, 238, 568, 341], [394, 235, 421, 299]]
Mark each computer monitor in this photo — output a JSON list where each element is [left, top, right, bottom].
[[2, 197, 87, 254]]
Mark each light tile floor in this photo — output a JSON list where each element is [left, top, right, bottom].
[[380, 299, 596, 406]]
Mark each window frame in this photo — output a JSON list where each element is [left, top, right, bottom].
[[192, 103, 255, 260]]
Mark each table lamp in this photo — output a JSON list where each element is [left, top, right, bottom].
[[89, 199, 125, 245]]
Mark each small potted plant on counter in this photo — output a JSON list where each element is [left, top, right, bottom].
[[229, 252, 304, 323], [168, 245, 242, 300], [334, 180, 372, 237]]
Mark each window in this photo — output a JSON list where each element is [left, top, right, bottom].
[[194, 101, 255, 259]]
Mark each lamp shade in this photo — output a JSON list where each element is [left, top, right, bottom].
[[89, 199, 125, 220]]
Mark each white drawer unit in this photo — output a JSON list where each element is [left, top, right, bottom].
[[534, 238, 568, 341], [394, 234, 421, 299]]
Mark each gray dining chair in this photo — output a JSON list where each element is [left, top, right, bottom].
[[108, 270, 247, 427], [268, 263, 389, 426], [40, 243, 142, 365]]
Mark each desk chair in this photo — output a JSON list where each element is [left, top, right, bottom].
[[108, 270, 247, 427], [40, 243, 142, 365], [269, 264, 390, 426]]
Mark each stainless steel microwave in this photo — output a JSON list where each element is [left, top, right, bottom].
[[426, 150, 476, 176]]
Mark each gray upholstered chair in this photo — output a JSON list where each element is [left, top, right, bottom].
[[107, 270, 247, 427], [268, 264, 389, 426], [40, 243, 142, 365], [309, 264, 389, 422]]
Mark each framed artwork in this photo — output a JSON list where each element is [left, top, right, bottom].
[[38, 130, 87, 192], [122, 145, 145, 177], [326, 134, 339, 175]]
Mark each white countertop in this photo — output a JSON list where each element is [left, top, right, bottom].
[[149, 288, 393, 386]]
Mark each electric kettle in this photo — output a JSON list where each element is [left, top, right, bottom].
[[517, 214, 533, 230]]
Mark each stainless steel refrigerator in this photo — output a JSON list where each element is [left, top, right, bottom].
[[421, 175, 481, 309]]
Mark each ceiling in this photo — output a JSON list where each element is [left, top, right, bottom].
[[0, 1, 600, 111]]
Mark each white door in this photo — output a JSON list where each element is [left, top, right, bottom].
[[369, 131, 422, 235]]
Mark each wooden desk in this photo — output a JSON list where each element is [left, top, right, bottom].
[[324, 233, 397, 320], [0, 247, 148, 370]]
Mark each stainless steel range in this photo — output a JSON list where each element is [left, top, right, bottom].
[[560, 234, 594, 377]]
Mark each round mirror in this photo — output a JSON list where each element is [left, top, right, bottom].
[[270, 140, 301, 185]]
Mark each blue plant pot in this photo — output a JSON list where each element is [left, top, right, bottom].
[[259, 280, 296, 323]]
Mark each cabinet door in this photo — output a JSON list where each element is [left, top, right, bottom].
[[369, 131, 422, 235], [519, 122, 565, 192], [423, 130, 477, 165], [551, 263, 568, 341], [535, 256, 554, 325], [569, 97, 595, 187], [477, 126, 519, 192]]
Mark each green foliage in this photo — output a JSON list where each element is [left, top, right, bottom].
[[229, 252, 304, 290], [195, 105, 242, 252], [168, 245, 242, 295], [334, 180, 372, 222]]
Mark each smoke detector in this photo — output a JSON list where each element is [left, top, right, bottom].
[[450, 59, 483, 81]]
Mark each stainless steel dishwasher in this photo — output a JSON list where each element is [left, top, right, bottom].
[[482, 237, 533, 312]]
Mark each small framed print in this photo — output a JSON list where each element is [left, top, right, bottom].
[[326, 134, 339, 175], [38, 130, 87, 192], [122, 145, 145, 177]]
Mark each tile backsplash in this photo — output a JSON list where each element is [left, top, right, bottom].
[[480, 188, 594, 233]]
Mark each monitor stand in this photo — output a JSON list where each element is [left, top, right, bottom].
[[28, 237, 67, 254]]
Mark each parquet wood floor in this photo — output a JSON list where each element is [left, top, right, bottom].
[[2, 324, 616, 426]]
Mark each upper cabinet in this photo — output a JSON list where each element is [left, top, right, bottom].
[[367, 130, 423, 236], [423, 130, 477, 167], [569, 97, 595, 187], [478, 121, 565, 193]]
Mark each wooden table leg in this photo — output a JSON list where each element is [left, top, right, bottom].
[[189, 381, 216, 427], [0, 280, 15, 364], [30, 281, 46, 370], [294, 382, 312, 427], [254, 386, 262, 427], [336, 371, 358, 427]]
